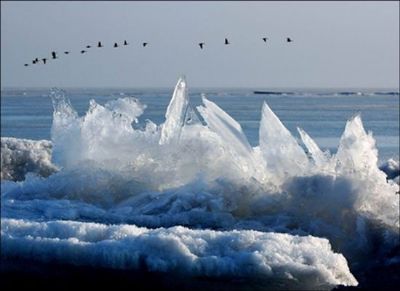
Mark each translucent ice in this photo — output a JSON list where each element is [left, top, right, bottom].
[[297, 127, 330, 169], [259, 102, 309, 178], [197, 97, 259, 178], [159, 77, 189, 145], [51, 89, 147, 169]]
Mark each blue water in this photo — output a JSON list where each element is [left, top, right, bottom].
[[1, 88, 399, 162]]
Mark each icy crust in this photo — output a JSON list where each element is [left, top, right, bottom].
[[1, 218, 358, 289], [1, 78, 400, 288], [2, 167, 398, 262], [1, 137, 57, 181]]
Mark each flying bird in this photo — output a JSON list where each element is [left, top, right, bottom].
[[64, 51, 70, 54], [123, 40, 128, 45], [42, 58, 47, 64], [32, 59, 37, 64], [114, 43, 118, 48], [142, 42, 148, 47], [198, 42, 205, 49], [24, 64, 29, 67], [262, 37, 268, 42], [51, 51, 57, 59], [80, 50, 87, 54], [86, 45, 91, 48], [286, 37, 293, 42], [224, 38, 230, 45], [97, 41, 103, 48]]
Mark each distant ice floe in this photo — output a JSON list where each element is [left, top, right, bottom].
[[1, 77, 399, 289], [253, 90, 399, 97]]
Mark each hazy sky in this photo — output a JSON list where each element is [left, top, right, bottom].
[[1, 1, 399, 88]]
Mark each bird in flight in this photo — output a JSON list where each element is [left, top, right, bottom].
[[24, 35, 298, 69]]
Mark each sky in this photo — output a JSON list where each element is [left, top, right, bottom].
[[1, 1, 399, 89]]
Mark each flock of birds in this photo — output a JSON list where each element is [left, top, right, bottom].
[[23, 37, 293, 67]]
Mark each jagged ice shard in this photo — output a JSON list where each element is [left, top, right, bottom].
[[159, 77, 189, 145], [2, 77, 400, 290], [297, 127, 331, 170], [197, 97, 260, 178], [334, 115, 400, 228], [259, 102, 309, 178]]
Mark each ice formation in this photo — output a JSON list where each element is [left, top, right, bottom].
[[259, 102, 309, 179], [297, 127, 331, 170], [160, 77, 189, 144], [379, 158, 400, 180], [1, 137, 57, 181], [1, 77, 399, 289], [1, 218, 357, 290]]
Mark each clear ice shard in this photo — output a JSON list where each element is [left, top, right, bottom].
[[334, 115, 399, 227], [197, 97, 254, 159], [184, 104, 202, 126], [196, 97, 260, 177], [335, 115, 379, 175], [50, 88, 81, 168], [159, 76, 189, 145], [259, 102, 308, 177], [297, 127, 329, 168], [50, 88, 146, 168]]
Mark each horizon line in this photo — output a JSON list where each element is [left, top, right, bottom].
[[2, 86, 399, 91]]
